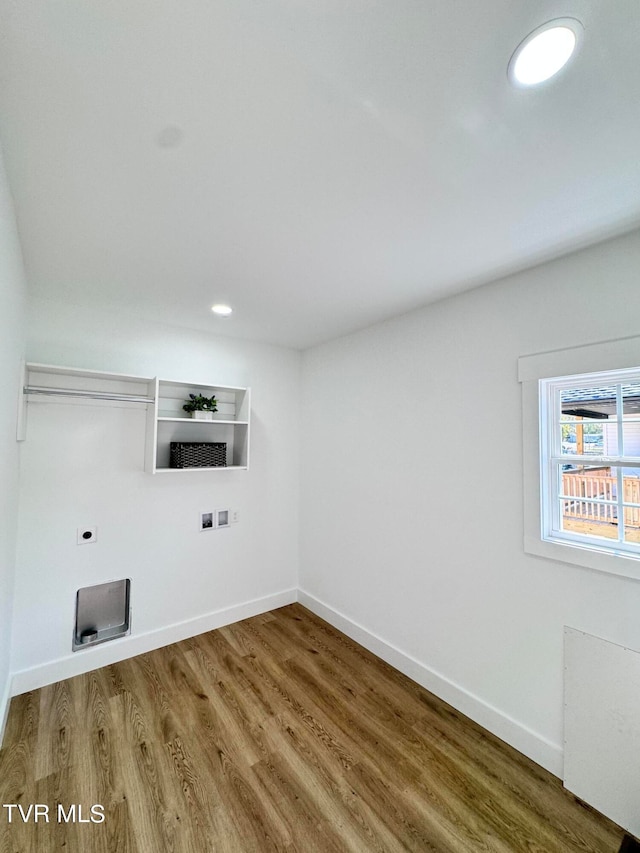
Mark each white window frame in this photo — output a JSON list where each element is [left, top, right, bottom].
[[519, 334, 640, 582]]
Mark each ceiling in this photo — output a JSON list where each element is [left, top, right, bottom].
[[1, 1, 639, 350]]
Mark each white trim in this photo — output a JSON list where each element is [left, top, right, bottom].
[[297, 588, 563, 777], [520, 337, 640, 581], [0, 673, 12, 746], [11, 588, 297, 696], [524, 532, 640, 580], [518, 333, 640, 383]]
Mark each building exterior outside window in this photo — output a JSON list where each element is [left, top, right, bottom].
[[540, 369, 640, 559]]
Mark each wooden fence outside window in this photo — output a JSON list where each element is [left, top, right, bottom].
[[562, 472, 640, 527]]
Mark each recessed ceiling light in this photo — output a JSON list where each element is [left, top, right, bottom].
[[211, 304, 233, 316], [508, 19, 583, 87]]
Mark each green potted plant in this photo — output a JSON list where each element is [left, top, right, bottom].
[[182, 393, 218, 420]]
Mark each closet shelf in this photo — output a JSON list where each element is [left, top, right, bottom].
[[18, 362, 251, 474], [156, 416, 249, 425]]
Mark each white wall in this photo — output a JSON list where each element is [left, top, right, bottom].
[[12, 300, 300, 690], [0, 146, 27, 735], [300, 227, 640, 776]]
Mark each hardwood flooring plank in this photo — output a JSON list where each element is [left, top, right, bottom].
[[0, 742, 36, 853], [38, 768, 101, 853], [150, 643, 258, 774], [141, 644, 293, 851], [242, 652, 356, 772], [163, 733, 228, 853], [223, 618, 297, 664], [101, 798, 140, 853], [275, 662, 500, 852], [110, 689, 184, 852], [1, 693, 39, 750], [34, 679, 76, 782], [257, 718, 380, 853], [250, 756, 347, 853], [347, 760, 481, 853], [186, 629, 255, 693], [0, 737, 33, 806], [115, 651, 223, 853], [410, 713, 613, 853], [183, 647, 272, 768], [260, 714, 407, 853]]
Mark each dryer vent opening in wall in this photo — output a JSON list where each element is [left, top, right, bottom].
[[73, 579, 131, 651]]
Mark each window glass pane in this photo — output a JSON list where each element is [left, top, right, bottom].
[[559, 465, 616, 501], [560, 385, 617, 420], [622, 472, 640, 507], [622, 383, 640, 418], [599, 421, 619, 456], [582, 424, 604, 455], [623, 526, 640, 545], [543, 373, 640, 561], [623, 505, 640, 543], [559, 416, 608, 455], [559, 499, 619, 539], [622, 421, 640, 457], [559, 462, 618, 538], [559, 416, 577, 454], [621, 471, 640, 543]]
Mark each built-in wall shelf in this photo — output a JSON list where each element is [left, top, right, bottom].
[[157, 417, 245, 424], [19, 362, 251, 474], [147, 379, 250, 473]]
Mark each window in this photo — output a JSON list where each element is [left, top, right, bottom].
[[519, 336, 640, 580], [540, 368, 640, 560]]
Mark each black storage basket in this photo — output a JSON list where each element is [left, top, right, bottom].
[[169, 442, 227, 468]]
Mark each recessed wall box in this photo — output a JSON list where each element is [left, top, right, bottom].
[[73, 579, 131, 651]]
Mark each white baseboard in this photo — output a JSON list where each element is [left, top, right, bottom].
[[11, 588, 297, 697], [0, 672, 11, 747], [297, 589, 564, 778], [8, 585, 564, 778]]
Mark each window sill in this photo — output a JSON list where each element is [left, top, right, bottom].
[[524, 533, 640, 582]]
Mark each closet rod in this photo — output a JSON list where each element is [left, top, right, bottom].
[[24, 386, 155, 404]]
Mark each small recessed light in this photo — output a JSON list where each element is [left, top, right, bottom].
[[211, 304, 233, 316], [508, 18, 583, 87]]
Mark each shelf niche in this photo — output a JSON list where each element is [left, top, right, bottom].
[[146, 379, 251, 473]]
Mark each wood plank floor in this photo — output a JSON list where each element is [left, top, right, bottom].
[[0, 603, 626, 852]]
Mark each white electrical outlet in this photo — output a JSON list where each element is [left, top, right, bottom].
[[231, 510, 240, 524], [77, 527, 97, 545]]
